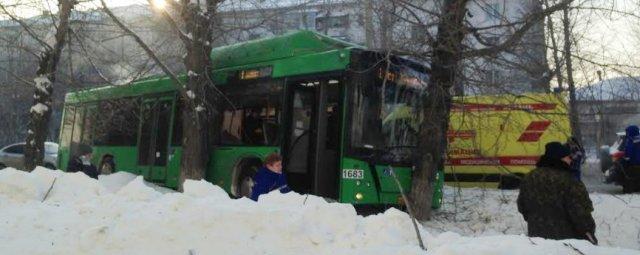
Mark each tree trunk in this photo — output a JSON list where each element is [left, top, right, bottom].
[[177, 1, 218, 191], [562, 5, 581, 141], [24, 0, 75, 171], [544, 0, 564, 90], [363, 0, 374, 48], [411, 0, 468, 221]]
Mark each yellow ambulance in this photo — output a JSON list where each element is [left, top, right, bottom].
[[445, 93, 571, 188]]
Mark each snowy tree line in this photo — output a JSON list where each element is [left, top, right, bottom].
[[1, 0, 640, 219]]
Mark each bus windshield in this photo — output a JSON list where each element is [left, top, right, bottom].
[[349, 64, 428, 163]]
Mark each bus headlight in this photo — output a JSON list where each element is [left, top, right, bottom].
[[355, 192, 364, 200]]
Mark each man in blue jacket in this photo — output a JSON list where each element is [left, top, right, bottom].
[[250, 153, 291, 201]]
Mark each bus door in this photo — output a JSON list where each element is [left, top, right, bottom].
[[138, 97, 172, 181], [285, 78, 341, 199]]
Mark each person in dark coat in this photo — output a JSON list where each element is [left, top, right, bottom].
[[67, 144, 99, 179], [566, 136, 586, 181], [250, 153, 291, 201], [623, 125, 640, 166], [517, 142, 597, 244], [621, 125, 640, 192]]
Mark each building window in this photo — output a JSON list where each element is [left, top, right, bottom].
[[316, 15, 349, 31], [485, 36, 499, 45], [411, 25, 428, 42]]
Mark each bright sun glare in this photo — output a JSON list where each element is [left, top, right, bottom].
[[152, 0, 166, 9]]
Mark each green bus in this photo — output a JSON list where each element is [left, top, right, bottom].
[[58, 30, 443, 208]]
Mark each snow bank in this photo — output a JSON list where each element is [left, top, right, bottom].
[[0, 168, 637, 255], [426, 186, 640, 250]]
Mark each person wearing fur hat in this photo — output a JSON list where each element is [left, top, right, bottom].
[[517, 142, 597, 245], [67, 143, 99, 179]]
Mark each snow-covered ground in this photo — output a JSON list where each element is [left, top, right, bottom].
[[426, 159, 640, 250], [0, 167, 638, 254], [427, 186, 640, 250]]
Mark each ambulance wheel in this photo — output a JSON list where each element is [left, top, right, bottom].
[[498, 175, 521, 189]]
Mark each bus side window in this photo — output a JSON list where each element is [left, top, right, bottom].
[[94, 98, 140, 146], [171, 97, 183, 146], [81, 104, 97, 145], [59, 105, 76, 148], [219, 81, 283, 146], [221, 109, 243, 145], [70, 106, 85, 155]]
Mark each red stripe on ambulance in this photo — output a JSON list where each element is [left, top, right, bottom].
[[518, 120, 551, 142]]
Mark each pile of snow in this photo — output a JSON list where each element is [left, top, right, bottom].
[[0, 167, 637, 254], [426, 186, 640, 250]]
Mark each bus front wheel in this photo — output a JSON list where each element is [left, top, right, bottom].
[[234, 159, 261, 198]]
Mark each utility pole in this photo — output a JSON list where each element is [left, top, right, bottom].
[[596, 70, 604, 149]]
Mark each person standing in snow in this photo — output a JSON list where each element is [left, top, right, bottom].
[[250, 153, 291, 201], [517, 142, 597, 245], [620, 125, 640, 192], [622, 125, 640, 166], [566, 136, 585, 181], [67, 144, 99, 179]]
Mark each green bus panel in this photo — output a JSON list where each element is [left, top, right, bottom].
[[339, 157, 413, 204], [340, 157, 380, 204]]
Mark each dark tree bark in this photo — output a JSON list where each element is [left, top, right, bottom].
[[24, 0, 76, 171], [410, 0, 572, 220], [102, 0, 221, 190], [177, 0, 220, 191], [411, 0, 468, 221]]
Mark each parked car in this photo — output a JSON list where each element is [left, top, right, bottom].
[[0, 142, 58, 170], [600, 132, 626, 173]]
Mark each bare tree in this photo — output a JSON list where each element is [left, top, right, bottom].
[[406, 0, 573, 220], [101, 0, 221, 190], [561, 3, 581, 141], [0, 0, 77, 170]]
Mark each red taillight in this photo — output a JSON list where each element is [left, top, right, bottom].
[[612, 151, 625, 161]]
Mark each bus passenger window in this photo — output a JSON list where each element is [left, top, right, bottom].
[[219, 81, 282, 146], [93, 98, 140, 146], [243, 108, 264, 144], [59, 106, 76, 148], [221, 109, 243, 145]]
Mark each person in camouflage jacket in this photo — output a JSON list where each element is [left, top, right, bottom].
[[517, 142, 597, 244]]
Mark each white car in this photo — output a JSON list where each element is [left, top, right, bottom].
[[0, 142, 58, 170]]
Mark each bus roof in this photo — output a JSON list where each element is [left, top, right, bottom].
[[66, 30, 361, 104], [210, 30, 361, 69]]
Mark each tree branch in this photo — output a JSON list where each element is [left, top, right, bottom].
[[0, 3, 53, 52], [100, 0, 186, 91], [462, 0, 573, 58]]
